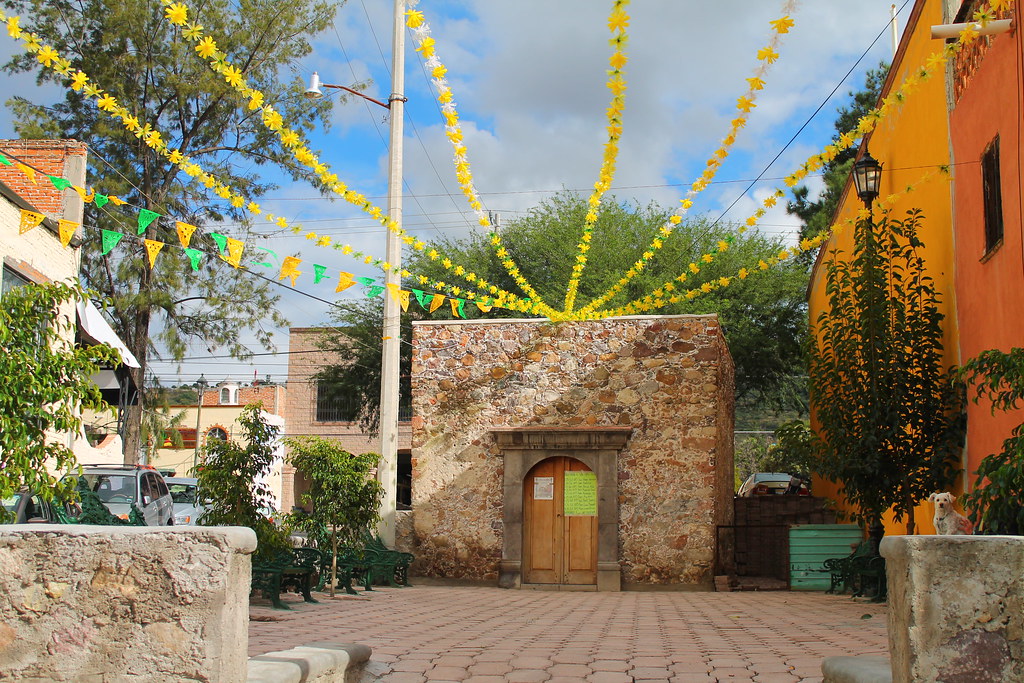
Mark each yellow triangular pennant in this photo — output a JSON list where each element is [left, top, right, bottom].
[[429, 293, 445, 313], [16, 164, 36, 184], [279, 256, 302, 286], [476, 302, 493, 313], [398, 289, 411, 312], [385, 283, 401, 304], [144, 239, 165, 268], [18, 209, 45, 234], [221, 237, 244, 268], [176, 221, 197, 249], [72, 185, 95, 203], [107, 195, 127, 206], [335, 272, 356, 293], [57, 219, 79, 247], [450, 298, 461, 318]]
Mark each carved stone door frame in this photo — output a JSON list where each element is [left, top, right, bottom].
[[494, 427, 631, 591]]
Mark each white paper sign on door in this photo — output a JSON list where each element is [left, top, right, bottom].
[[534, 476, 554, 500]]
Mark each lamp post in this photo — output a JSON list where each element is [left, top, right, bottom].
[[305, 0, 406, 545], [851, 149, 885, 556], [852, 151, 883, 211], [192, 373, 208, 473]]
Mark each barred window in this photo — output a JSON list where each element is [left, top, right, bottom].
[[982, 136, 1004, 255]]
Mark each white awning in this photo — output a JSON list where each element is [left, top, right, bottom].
[[76, 300, 140, 368]]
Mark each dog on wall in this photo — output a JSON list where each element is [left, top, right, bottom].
[[929, 492, 974, 535]]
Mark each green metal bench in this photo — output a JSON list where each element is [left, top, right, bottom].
[[252, 548, 321, 610], [364, 534, 414, 587], [51, 488, 146, 526], [822, 540, 872, 594]]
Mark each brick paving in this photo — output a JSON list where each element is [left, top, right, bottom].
[[249, 586, 888, 682]]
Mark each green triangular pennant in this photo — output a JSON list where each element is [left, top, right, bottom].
[[210, 232, 228, 254], [313, 264, 328, 284], [183, 248, 203, 271], [100, 229, 124, 255], [0, 153, 10, 166], [48, 175, 72, 191], [93, 194, 109, 208], [456, 299, 466, 317], [255, 247, 278, 268], [366, 285, 384, 298], [137, 209, 160, 235], [412, 288, 430, 309], [355, 276, 375, 286]]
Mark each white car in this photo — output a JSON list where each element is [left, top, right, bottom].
[[66, 465, 175, 526], [165, 477, 208, 525]]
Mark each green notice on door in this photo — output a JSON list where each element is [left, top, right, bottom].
[[564, 471, 597, 516]]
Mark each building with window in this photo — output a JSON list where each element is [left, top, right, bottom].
[[947, 0, 1023, 486], [282, 327, 412, 514], [0, 139, 138, 464]]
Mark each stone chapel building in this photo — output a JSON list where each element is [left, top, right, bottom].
[[403, 314, 735, 590]]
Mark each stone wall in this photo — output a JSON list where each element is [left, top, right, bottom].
[[0, 525, 255, 682], [881, 535, 1024, 682], [408, 315, 734, 587]]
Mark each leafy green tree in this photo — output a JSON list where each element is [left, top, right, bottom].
[[788, 63, 889, 246], [958, 348, 1024, 534], [314, 298, 415, 436], [3, 0, 346, 460], [0, 281, 120, 521], [195, 403, 289, 560], [286, 436, 383, 594], [809, 208, 964, 542]]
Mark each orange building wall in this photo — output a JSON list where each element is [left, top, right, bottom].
[[949, 4, 1024, 484], [807, 0, 960, 536]]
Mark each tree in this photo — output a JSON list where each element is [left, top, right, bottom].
[[0, 280, 120, 521], [285, 436, 383, 595], [958, 348, 1024, 535], [314, 298, 415, 436], [194, 403, 290, 560], [4, 0, 346, 460], [809, 209, 964, 543], [788, 63, 889, 246], [317, 191, 811, 421]]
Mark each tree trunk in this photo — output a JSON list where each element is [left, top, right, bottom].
[[868, 517, 885, 556], [121, 303, 152, 464]]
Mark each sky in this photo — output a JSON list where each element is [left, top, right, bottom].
[[0, 0, 907, 388]]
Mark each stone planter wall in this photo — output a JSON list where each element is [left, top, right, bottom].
[[408, 315, 734, 587], [0, 525, 255, 682]]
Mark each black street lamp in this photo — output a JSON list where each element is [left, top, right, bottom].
[[852, 151, 883, 210]]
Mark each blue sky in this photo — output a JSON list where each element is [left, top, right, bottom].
[[1, 0, 906, 386]]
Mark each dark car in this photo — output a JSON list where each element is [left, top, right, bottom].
[[1, 489, 81, 524]]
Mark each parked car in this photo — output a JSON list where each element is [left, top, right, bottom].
[[1, 489, 81, 524], [63, 465, 175, 526], [165, 476, 208, 525], [737, 472, 811, 497]]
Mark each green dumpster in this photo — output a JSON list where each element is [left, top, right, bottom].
[[789, 524, 864, 590]]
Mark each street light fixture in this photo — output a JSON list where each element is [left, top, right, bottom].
[[192, 373, 208, 473], [306, 0, 406, 545], [853, 151, 883, 210]]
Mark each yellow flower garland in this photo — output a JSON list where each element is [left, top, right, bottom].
[[0, 8, 546, 315], [597, 168, 943, 317], [158, 0, 545, 315], [405, 1, 554, 315], [576, 1, 799, 316]]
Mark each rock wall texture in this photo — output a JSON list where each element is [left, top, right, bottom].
[[0, 525, 255, 682], [882, 535, 1024, 683], [408, 315, 734, 587]]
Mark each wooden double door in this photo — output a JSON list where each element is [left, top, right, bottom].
[[523, 457, 598, 585]]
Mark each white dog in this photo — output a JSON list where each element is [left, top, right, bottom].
[[929, 492, 974, 535]]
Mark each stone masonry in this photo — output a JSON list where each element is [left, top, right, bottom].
[[408, 314, 735, 588], [0, 525, 255, 682]]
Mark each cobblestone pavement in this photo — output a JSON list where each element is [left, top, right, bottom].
[[249, 586, 888, 682]]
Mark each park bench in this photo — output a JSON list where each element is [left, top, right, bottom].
[[364, 534, 414, 587], [316, 545, 375, 595], [822, 540, 886, 601], [251, 547, 321, 610], [51, 487, 146, 526]]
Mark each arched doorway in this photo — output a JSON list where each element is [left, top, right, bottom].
[[523, 457, 597, 585]]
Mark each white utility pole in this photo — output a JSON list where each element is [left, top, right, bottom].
[[378, 0, 406, 546], [891, 4, 899, 56]]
